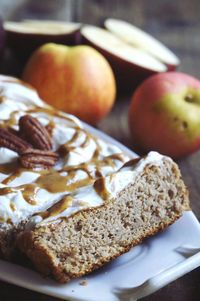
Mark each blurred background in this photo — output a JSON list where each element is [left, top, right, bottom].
[[0, 1, 200, 300], [1, 0, 200, 146], [0, 0, 199, 77]]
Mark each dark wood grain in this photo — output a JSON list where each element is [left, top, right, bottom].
[[0, 0, 200, 300]]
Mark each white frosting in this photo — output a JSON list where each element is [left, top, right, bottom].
[[0, 78, 129, 224], [0, 78, 170, 227], [39, 151, 169, 224]]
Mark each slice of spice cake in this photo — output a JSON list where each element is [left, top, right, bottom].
[[0, 75, 190, 283], [0, 75, 128, 258], [18, 152, 189, 283]]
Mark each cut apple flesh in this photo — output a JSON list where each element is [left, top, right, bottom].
[[105, 18, 179, 67], [4, 20, 81, 62], [81, 25, 167, 72], [4, 20, 81, 35]]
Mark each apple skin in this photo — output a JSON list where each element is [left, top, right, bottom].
[[5, 22, 81, 62], [6, 31, 79, 61], [166, 63, 177, 72], [129, 72, 200, 159], [22, 43, 116, 124]]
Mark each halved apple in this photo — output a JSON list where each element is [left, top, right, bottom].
[[81, 25, 167, 93], [105, 18, 180, 71], [4, 20, 81, 61]]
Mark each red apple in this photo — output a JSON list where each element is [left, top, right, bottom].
[[22, 43, 116, 124], [129, 72, 200, 159], [4, 20, 81, 61], [81, 25, 167, 93]]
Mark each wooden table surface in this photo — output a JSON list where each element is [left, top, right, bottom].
[[0, 0, 200, 300]]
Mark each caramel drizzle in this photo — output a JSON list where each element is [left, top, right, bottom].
[[59, 127, 91, 155], [2, 167, 33, 185], [0, 105, 81, 130], [0, 169, 93, 205], [19, 184, 39, 205], [0, 184, 39, 205], [0, 95, 5, 104], [36, 195, 73, 219], [0, 102, 127, 221], [27, 106, 81, 128], [0, 111, 19, 128], [45, 120, 56, 136], [0, 151, 125, 206], [0, 161, 19, 175], [94, 178, 111, 201]]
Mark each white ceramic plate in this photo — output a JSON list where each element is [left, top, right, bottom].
[[0, 125, 200, 301]]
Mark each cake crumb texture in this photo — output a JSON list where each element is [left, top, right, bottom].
[[17, 159, 190, 283]]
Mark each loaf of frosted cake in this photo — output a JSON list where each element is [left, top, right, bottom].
[[0, 75, 128, 258], [0, 75, 190, 282]]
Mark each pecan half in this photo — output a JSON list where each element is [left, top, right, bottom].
[[19, 115, 52, 150], [0, 128, 30, 154], [20, 149, 58, 169]]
